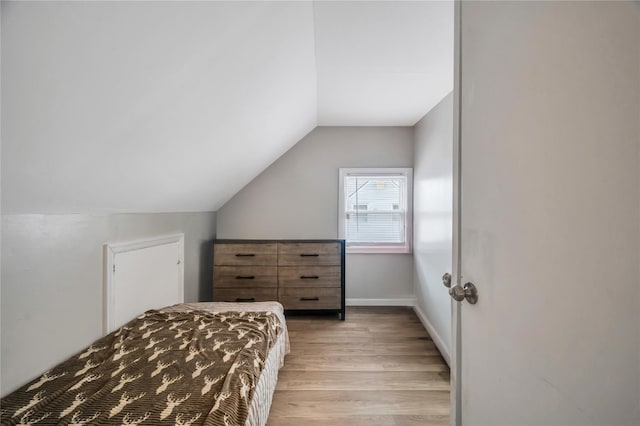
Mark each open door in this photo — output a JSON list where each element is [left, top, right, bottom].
[[452, 1, 640, 425]]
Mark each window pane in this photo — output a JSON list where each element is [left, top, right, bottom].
[[344, 175, 406, 244]]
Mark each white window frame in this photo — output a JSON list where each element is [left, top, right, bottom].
[[338, 167, 413, 254]]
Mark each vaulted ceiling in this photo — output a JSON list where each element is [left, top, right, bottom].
[[1, 1, 453, 214]]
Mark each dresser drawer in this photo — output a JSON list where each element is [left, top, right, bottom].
[[278, 242, 341, 266], [278, 266, 341, 288], [214, 243, 277, 266], [278, 287, 341, 310], [214, 266, 277, 288], [213, 287, 278, 303]]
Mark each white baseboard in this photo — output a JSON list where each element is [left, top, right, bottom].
[[413, 304, 451, 367], [346, 298, 416, 307]]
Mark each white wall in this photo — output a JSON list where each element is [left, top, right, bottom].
[[216, 126, 415, 301], [1, 212, 216, 396], [413, 92, 453, 363]]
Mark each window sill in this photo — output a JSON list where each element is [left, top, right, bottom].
[[346, 246, 412, 255]]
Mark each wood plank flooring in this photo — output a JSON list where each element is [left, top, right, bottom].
[[267, 306, 450, 426]]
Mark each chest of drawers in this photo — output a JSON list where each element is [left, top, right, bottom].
[[213, 240, 345, 320]]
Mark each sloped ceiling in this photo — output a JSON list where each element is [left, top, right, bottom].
[[1, 1, 453, 214]]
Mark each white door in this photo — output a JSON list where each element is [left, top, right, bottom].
[[105, 235, 184, 332], [453, 2, 640, 425]]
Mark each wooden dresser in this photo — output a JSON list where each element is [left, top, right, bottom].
[[213, 240, 345, 320]]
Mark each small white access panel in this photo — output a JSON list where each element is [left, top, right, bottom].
[[104, 234, 184, 333]]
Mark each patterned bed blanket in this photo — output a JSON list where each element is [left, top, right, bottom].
[[0, 309, 283, 425]]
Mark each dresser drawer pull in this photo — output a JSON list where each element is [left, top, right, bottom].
[[300, 275, 319, 279], [235, 276, 255, 280], [235, 253, 255, 257], [235, 297, 256, 302], [299, 253, 319, 257], [300, 297, 320, 301]]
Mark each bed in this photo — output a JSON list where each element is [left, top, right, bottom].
[[0, 301, 289, 426]]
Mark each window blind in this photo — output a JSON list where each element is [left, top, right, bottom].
[[343, 174, 407, 246]]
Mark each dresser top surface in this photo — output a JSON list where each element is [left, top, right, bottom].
[[214, 239, 345, 244]]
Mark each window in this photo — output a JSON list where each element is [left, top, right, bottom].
[[338, 168, 412, 254]]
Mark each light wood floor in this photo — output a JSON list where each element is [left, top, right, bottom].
[[267, 306, 450, 426]]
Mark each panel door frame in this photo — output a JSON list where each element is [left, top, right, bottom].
[[450, 1, 462, 424]]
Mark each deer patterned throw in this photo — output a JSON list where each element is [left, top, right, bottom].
[[0, 309, 283, 425]]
